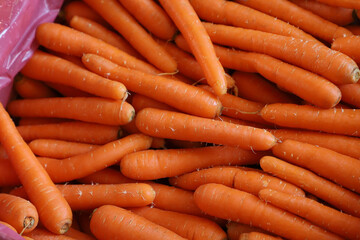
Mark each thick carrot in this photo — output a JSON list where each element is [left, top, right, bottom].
[[0, 193, 38, 233], [120, 146, 264, 180], [81, 54, 222, 118], [0, 103, 72, 234], [227, 222, 272, 240], [14, 76, 58, 99], [83, 0, 177, 73], [45, 82, 93, 98], [7, 97, 135, 126], [239, 232, 282, 240], [24, 228, 76, 240], [272, 139, 360, 193], [313, 0, 360, 9], [260, 103, 360, 137], [203, 22, 359, 85], [260, 156, 360, 217], [259, 188, 360, 239], [118, 0, 177, 40], [332, 35, 360, 65], [194, 183, 342, 240], [339, 83, 360, 108], [158, 0, 228, 96], [64, 227, 96, 240], [77, 168, 137, 185], [131, 206, 227, 240], [135, 108, 277, 151]]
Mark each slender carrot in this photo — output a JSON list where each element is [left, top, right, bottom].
[[0, 103, 72, 234], [0, 193, 38, 233], [159, 0, 228, 96], [194, 183, 342, 240], [64, 227, 96, 240], [227, 222, 272, 240], [339, 83, 360, 108], [45, 82, 93, 98], [313, 0, 360, 9], [14, 76, 58, 99], [7, 97, 135, 126], [259, 188, 360, 239], [24, 228, 76, 240], [332, 35, 360, 65], [16, 121, 122, 144], [131, 206, 227, 240], [120, 146, 264, 180], [135, 108, 277, 151], [81, 54, 222, 118], [272, 139, 360, 193], [260, 103, 360, 137], [239, 232, 282, 240], [77, 168, 137, 185], [18, 117, 68, 126], [260, 156, 360, 217]]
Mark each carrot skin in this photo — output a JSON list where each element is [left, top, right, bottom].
[[14, 76, 58, 99]]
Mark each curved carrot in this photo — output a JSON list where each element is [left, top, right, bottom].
[[77, 168, 137, 185], [14, 76, 58, 99], [332, 35, 360, 65], [260, 156, 360, 217], [239, 232, 282, 240], [313, 0, 360, 9], [259, 188, 360, 239], [81, 54, 222, 118], [135, 108, 277, 151], [0, 103, 72, 234], [83, 0, 177, 73], [159, 0, 228, 96], [194, 183, 342, 240], [90, 205, 186, 240], [24, 228, 76, 240], [7, 97, 135, 126], [226, 222, 272, 240], [0, 193, 38, 233], [339, 83, 360, 108], [260, 103, 360, 137]]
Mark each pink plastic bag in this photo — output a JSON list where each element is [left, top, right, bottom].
[[0, 0, 64, 106]]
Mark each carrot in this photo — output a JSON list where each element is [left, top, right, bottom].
[[260, 103, 360, 137], [7, 97, 135, 126], [77, 168, 137, 185], [83, 0, 177, 73], [69, 16, 142, 59], [120, 146, 264, 180], [226, 222, 272, 240], [0, 193, 38, 233], [0, 103, 72, 234], [0, 160, 22, 187], [28, 139, 98, 159], [332, 35, 360, 65], [289, 0, 355, 26], [194, 183, 341, 240], [131, 206, 227, 240], [203, 22, 359, 85], [158, 0, 228, 96], [17, 117, 68, 126], [345, 24, 360, 35], [45, 82, 93, 98], [164, 139, 205, 149], [312, 0, 360, 9], [14, 76, 58, 99], [64, 227, 96, 240], [239, 232, 282, 240], [81, 54, 222, 118], [16, 121, 122, 144], [272, 139, 360, 193], [24, 228, 76, 240], [11, 183, 155, 210], [135, 108, 277, 151], [118, 0, 177, 40], [259, 188, 360, 239], [215, 115, 271, 129], [131, 93, 176, 113], [339, 83, 360, 108], [260, 156, 360, 217], [189, 0, 317, 41]]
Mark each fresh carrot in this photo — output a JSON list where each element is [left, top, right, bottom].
[[45, 82, 93, 98], [131, 94, 176, 113], [0, 103, 72, 234], [28, 139, 98, 159], [81, 54, 222, 118], [272, 139, 360, 193], [258, 188, 360, 239], [0, 160, 22, 187], [14, 76, 58, 99], [312, 0, 360, 9], [69, 16, 142, 59], [332, 35, 360, 65], [77, 168, 137, 185], [159, 0, 228, 96], [260, 156, 360, 217], [194, 183, 342, 240], [227, 222, 272, 240], [7, 97, 135, 126], [16, 121, 122, 144], [0, 193, 38, 233], [260, 103, 360, 137], [239, 232, 282, 240], [64, 227, 96, 240], [18, 117, 68, 126], [83, 0, 177, 73], [118, 0, 177, 40], [131, 206, 227, 240], [0, 145, 8, 160], [24, 228, 76, 240], [214, 115, 271, 129], [339, 83, 360, 108], [120, 146, 264, 180], [135, 108, 277, 151]]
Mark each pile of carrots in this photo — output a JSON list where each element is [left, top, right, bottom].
[[1, 0, 360, 239]]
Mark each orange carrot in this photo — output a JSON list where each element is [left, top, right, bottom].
[[0, 103, 72, 234], [260, 103, 360, 137], [64, 227, 96, 240], [81, 54, 222, 118], [215, 115, 271, 129], [14, 76, 58, 99], [24, 228, 76, 240], [260, 156, 360, 217], [18, 117, 69, 126], [7, 97, 135, 126], [272, 139, 360, 193], [312, 0, 360, 9], [339, 83, 360, 108], [118, 0, 177, 40], [159, 0, 228, 96], [120, 146, 264, 180], [259, 188, 360, 239], [77, 168, 137, 185], [45, 82, 93, 98], [0, 193, 38, 233], [194, 183, 342, 240], [48, 50, 85, 68], [131, 206, 227, 240], [135, 108, 277, 151], [239, 232, 282, 240], [83, 0, 177, 73], [345, 24, 360, 35], [332, 35, 360, 65], [131, 94, 176, 113], [227, 222, 272, 240], [0, 160, 22, 187]]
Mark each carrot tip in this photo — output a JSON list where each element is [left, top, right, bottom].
[[353, 68, 360, 83], [59, 221, 72, 234]]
